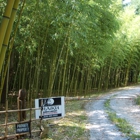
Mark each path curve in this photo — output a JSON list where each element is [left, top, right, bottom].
[[86, 85, 140, 140]]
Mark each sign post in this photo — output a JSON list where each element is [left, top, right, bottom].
[[35, 96, 65, 119]]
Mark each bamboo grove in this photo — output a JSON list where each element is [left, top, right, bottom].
[[0, 0, 140, 102]]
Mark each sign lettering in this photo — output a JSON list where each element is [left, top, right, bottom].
[[16, 122, 30, 134]]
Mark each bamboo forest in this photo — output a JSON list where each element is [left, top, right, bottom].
[[0, 0, 140, 103]]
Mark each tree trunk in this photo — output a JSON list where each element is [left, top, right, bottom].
[[61, 47, 69, 96]]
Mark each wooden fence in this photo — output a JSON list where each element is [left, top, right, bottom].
[[0, 107, 42, 140], [0, 96, 98, 139]]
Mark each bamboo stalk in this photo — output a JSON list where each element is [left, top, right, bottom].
[[29, 87, 32, 137], [0, 0, 15, 54], [4, 51, 10, 138], [79, 65, 84, 96], [21, 49, 28, 88], [74, 70, 79, 96], [98, 66, 103, 91], [65, 62, 71, 96], [61, 47, 69, 96], [4, 100, 8, 138], [0, 0, 19, 73], [84, 67, 91, 97], [57, 68, 62, 96], [69, 59, 77, 94], [124, 56, 132, 86], [0, 0, 26, 101]]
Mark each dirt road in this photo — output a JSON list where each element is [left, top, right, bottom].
[[86, 86, 140, 140]]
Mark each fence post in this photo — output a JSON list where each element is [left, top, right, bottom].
[[4, 99, 8, 139], [17, 89, 26, 121]]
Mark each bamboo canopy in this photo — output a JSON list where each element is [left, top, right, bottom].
[[0, 0, 140, 101]]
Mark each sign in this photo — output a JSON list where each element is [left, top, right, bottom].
[[16, 122, 30, 134], [35, 96, 65, 119]]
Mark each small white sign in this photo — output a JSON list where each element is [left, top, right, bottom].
[[35, 96, 65, 119]]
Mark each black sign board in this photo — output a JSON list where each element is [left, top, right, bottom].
[[39, 97, 61, 107], [16, 122, 30, 134]]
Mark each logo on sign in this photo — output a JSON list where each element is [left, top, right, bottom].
[[45, 98, 54, 106]]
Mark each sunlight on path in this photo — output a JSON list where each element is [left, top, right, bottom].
[[110, 87, 140, 133], [86, 94, 128, 140]]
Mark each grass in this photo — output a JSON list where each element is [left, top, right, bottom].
[[105, 99, 133, 134], [104, 99, 111, 108], [45, 100, 89, 140], [107, 112, 133, 134], [135, 95, 140, 105], [104, 99, 140, 139]]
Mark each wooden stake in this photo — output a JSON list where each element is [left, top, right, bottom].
[[17, 89, 26, 121], [4, 99, 8, 139]]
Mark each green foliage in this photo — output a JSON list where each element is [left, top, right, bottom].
[[2, 0, 140, 97], [104, 99, 110, 108], [105, 99, 134, 137], [135, 96, 140, 105], [110, 112, 134, 134], [0, 0, 6, 22], [11, 0, 120, 95]]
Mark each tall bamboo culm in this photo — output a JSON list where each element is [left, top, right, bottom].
[[0, 0, 15, 53], [0, 0, 15, 73], [0, 0, 25, 101]]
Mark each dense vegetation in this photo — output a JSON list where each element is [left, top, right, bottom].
[[0, 0, 140, 103]]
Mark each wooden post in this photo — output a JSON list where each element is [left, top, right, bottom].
[[4, 100, 8, 139], [17, 89, 26, 121]]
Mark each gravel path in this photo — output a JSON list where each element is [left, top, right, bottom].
[[86, 86, 140, 140]]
